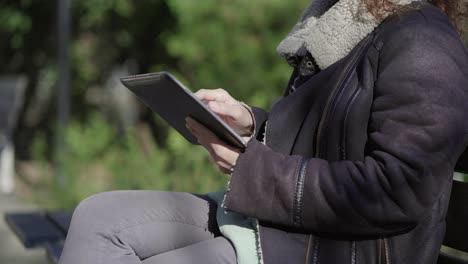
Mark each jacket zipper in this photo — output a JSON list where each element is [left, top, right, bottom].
[[293, 158, 313, 263], [351, 240, 357, 264], [377, 238, 391, 264], [343, 87, 360, 264], [383, 238, 391, 264], [312, 237, 320, 264], [315, 34, 374, 158], [304, 236, 321, 264], [311, 33, 374, 264], [340, 86, 362, 160], [293, 158, 308, 227]]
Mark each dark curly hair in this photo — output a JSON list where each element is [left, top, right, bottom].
[[363, 0, 467, 34]]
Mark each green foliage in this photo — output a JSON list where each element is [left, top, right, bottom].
[[1, 0, 177, 160], [32, 114, 227, 208], [6, 1, 468, 210], [77, 0, 134, 27], [12, 0, 313, 208], [166, 0, 310, 107]]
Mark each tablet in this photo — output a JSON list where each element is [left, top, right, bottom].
[[120, 72, 247, 149]]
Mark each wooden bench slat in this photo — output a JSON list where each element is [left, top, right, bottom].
[[455, 149, 468, 174]]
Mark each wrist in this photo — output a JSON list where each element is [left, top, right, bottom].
[[239, 101, 255, 137]]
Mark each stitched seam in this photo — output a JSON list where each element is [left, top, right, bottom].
[[351, 241, 357, 264], [221, 151, 240, 210], [292, 158, 301, 226], [312, 237, 320, 264], [254, 219, 265, 264], [293, 158, 308, 227]]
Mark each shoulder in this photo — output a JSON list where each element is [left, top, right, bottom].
[[371, 3, 468, 78], [375, 3, 466, 57]]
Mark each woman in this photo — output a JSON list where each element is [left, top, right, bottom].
[[59, 0, 468, 263]]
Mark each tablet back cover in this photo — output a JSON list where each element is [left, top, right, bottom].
[[120, 72, 246, 149]]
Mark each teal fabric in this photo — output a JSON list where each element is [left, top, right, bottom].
[[207, 191, 262, 264]]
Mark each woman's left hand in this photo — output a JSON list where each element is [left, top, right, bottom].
[[185, 117, 244, 174]]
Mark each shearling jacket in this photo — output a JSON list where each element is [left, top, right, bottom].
[[224, 4, 468, 264]]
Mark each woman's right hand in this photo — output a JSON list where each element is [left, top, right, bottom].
[[194, 88, 254, 137]]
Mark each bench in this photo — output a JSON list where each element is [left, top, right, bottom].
[[5, 210, 73, 263], [438, 151, 468, 264], [4, 150, 468, 263], [438, 179, 468, 264]]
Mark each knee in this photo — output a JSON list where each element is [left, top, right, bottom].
[[69, 191, 125, 232]]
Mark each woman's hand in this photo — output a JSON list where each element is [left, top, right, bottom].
[[194, 89, 254, 137], [185, 117, 244, 174]]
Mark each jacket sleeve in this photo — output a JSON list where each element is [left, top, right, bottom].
[[224, 13, 468, 237]]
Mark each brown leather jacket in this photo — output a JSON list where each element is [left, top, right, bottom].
[[224, 4, 468, 264]]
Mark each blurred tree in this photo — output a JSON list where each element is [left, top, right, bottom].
[[166, 0, 310, 107], [0, 0, 57, 160], [0, 0, 176, 160], [70, 0, 176, 147], [2, 0, 464, 161], [1, 1, 466, 205]]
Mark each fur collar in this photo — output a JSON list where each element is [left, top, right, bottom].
[[277, 0, 422, 69]]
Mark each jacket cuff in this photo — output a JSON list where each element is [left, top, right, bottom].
[[225, 139, 263, 214], [224, 139, 299, 224]]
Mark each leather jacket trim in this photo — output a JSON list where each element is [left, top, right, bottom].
[[384, 238, 391, 264], [312, 237, 320, 264], [351, 241, 357, 264], [305, 235, 313, 264], [293, 158, 308, 227], [377, 238, 392, 264]]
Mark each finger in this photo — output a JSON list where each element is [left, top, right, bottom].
[[186, 117, 217, 143], [208, 101, 243, 120], [188, 118, 240, 154], [186, 117, 240, 168], [210, 143, 240, 168], [202, 140, 240, 175], [186, 118, 225, 155], [195, 88, 231, 103], [185, 117, 200, 137]]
